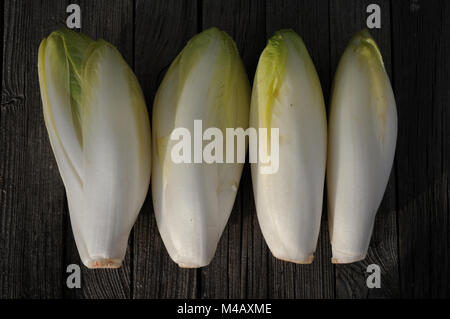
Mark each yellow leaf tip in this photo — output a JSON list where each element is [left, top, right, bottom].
[[350, 29, 384, 67]]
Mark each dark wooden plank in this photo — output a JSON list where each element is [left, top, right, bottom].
[[441, 2, 450, 300], [392, 0, 450, 298], [200, 0, 267, 299], [265, 0, 334, 299], [2, 0, 449, 300], [0, 0, 69, 298], [132, 0, 199, 299], [329, 0, 400, 298], [63, 0, 134, 299]]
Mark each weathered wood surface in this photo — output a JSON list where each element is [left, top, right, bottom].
[[133, 0, 199, 299], [266, 0, 334, 299], [392, 0, 450, 299], [1, 0, 449, 299], [330, 0, 400, 299]]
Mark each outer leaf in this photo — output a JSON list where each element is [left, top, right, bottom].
[[250, 30, 327, 263], [327, 30, 397, 264], [38, 29, 151, 268], [152, 28, 250, 268]]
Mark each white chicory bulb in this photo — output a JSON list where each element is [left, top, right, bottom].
[[38, 28, 151, 268], [250, 30, 327, 264], [152, 27, 250, 268], [327, 29, 397, 264]]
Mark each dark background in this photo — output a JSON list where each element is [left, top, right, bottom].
[[0, 0, 449, 299]]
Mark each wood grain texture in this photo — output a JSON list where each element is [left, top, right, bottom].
[[61, 0, 135, 299], [0, 0, 69, 298], [265, 0, 334, 299], [132, 0, 199, 299], [1, 0, 449, 299], [329, 0, 400, 299], [392, 0, 450, 298], [200, 0, 267, 299]]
